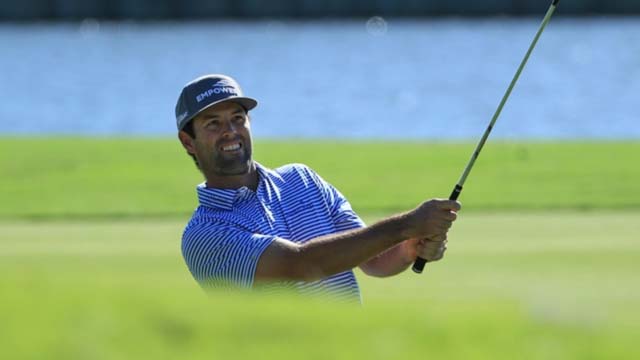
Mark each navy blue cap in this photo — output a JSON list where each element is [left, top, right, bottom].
[[175, 74, 258, 131]]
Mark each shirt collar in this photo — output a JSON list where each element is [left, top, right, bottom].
[[196, 162, 270, 211]]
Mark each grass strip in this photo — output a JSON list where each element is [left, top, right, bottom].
[[1, 212, 638, 359], [1, 138, 638, 219]]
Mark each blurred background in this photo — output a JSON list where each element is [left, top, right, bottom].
[[1, 0, 639, 138], [1, 1, 639, 359]]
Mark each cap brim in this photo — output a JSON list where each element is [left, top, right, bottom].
[[178, 96, 258, 130]]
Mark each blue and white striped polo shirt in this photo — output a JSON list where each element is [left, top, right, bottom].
[[181, 162, 365, 301]]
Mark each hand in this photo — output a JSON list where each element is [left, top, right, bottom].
[[402, 199, 460, 240], [403, 237, 448, 263]]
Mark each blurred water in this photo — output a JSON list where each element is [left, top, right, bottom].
[[0, 17, 639, 139]]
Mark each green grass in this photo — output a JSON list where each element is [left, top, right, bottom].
[[1, 138, 639, 219], [2, 138, 639, 358], [1, 212, 639, 359]]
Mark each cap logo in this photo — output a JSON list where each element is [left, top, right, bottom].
[[195, 79, 239, 103], [177, 111, 188, 123]]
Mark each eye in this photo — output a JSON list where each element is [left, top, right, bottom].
[[232, 115, 245, 124], [206, 120, 220, 129]]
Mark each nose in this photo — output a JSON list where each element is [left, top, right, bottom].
[[221, 119, 238, 138]]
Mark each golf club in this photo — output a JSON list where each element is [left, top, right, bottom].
[[412, 0, 561, 274]]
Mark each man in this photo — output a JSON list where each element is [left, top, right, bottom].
[[176, 74, 460, 302]]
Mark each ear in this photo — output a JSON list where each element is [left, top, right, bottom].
[[178, 131, 196, 155]]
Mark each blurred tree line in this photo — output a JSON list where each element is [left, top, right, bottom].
[[1, 0, 638, 19]]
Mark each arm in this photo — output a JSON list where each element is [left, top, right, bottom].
[[255, 199, 459, 283], [298, 165, 413, 277], [359, 237, 449, 277], [359, 241, 413, 278]]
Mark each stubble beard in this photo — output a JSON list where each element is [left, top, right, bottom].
[[211, 147, 252, 176]]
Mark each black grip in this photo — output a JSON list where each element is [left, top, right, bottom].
[[449, 184, 463, 201], [412, 257, 428, 273], [553, 0, 559, 5], [412, 184, 463, 274]]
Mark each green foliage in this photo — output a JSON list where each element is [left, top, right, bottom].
[[2, 138, 637, 358], [1, 138, 638, 219], [1, 212, 638, 359]]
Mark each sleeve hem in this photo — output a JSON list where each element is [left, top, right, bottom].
[[244, 235, 277, 288]]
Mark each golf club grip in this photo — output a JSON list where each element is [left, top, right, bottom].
[[412, 257, 428, 273], [449, 184, 463, 201], [412, 184, 463, 274]]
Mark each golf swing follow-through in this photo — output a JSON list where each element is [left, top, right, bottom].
[[412, 0, 561, 273], [173, 1, 560, 301], [176, 76, 459, 302]]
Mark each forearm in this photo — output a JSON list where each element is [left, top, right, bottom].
[[256, 199, 460, 282], [359, 242, 414, 277], [294, 214, 410, 281]]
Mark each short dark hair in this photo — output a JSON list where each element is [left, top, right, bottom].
[[181, 121, 199, 168]]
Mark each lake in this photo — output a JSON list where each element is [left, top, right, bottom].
[[1, 17, 638, 139]]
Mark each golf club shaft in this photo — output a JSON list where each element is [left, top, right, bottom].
[[412, 0, 560, 274]]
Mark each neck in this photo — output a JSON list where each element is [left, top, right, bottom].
[[204, 161, 259, 191]]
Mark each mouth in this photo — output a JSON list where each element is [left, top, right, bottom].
[[219, 141, 243, 153]]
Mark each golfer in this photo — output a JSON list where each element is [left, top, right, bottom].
[[176, 74, 460, 301]]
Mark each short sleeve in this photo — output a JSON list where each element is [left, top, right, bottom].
[[303, 166, 366, 231], [181, 223, 276, 289]]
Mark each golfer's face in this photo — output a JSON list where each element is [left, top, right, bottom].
[[192, 102, 253, 176]]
